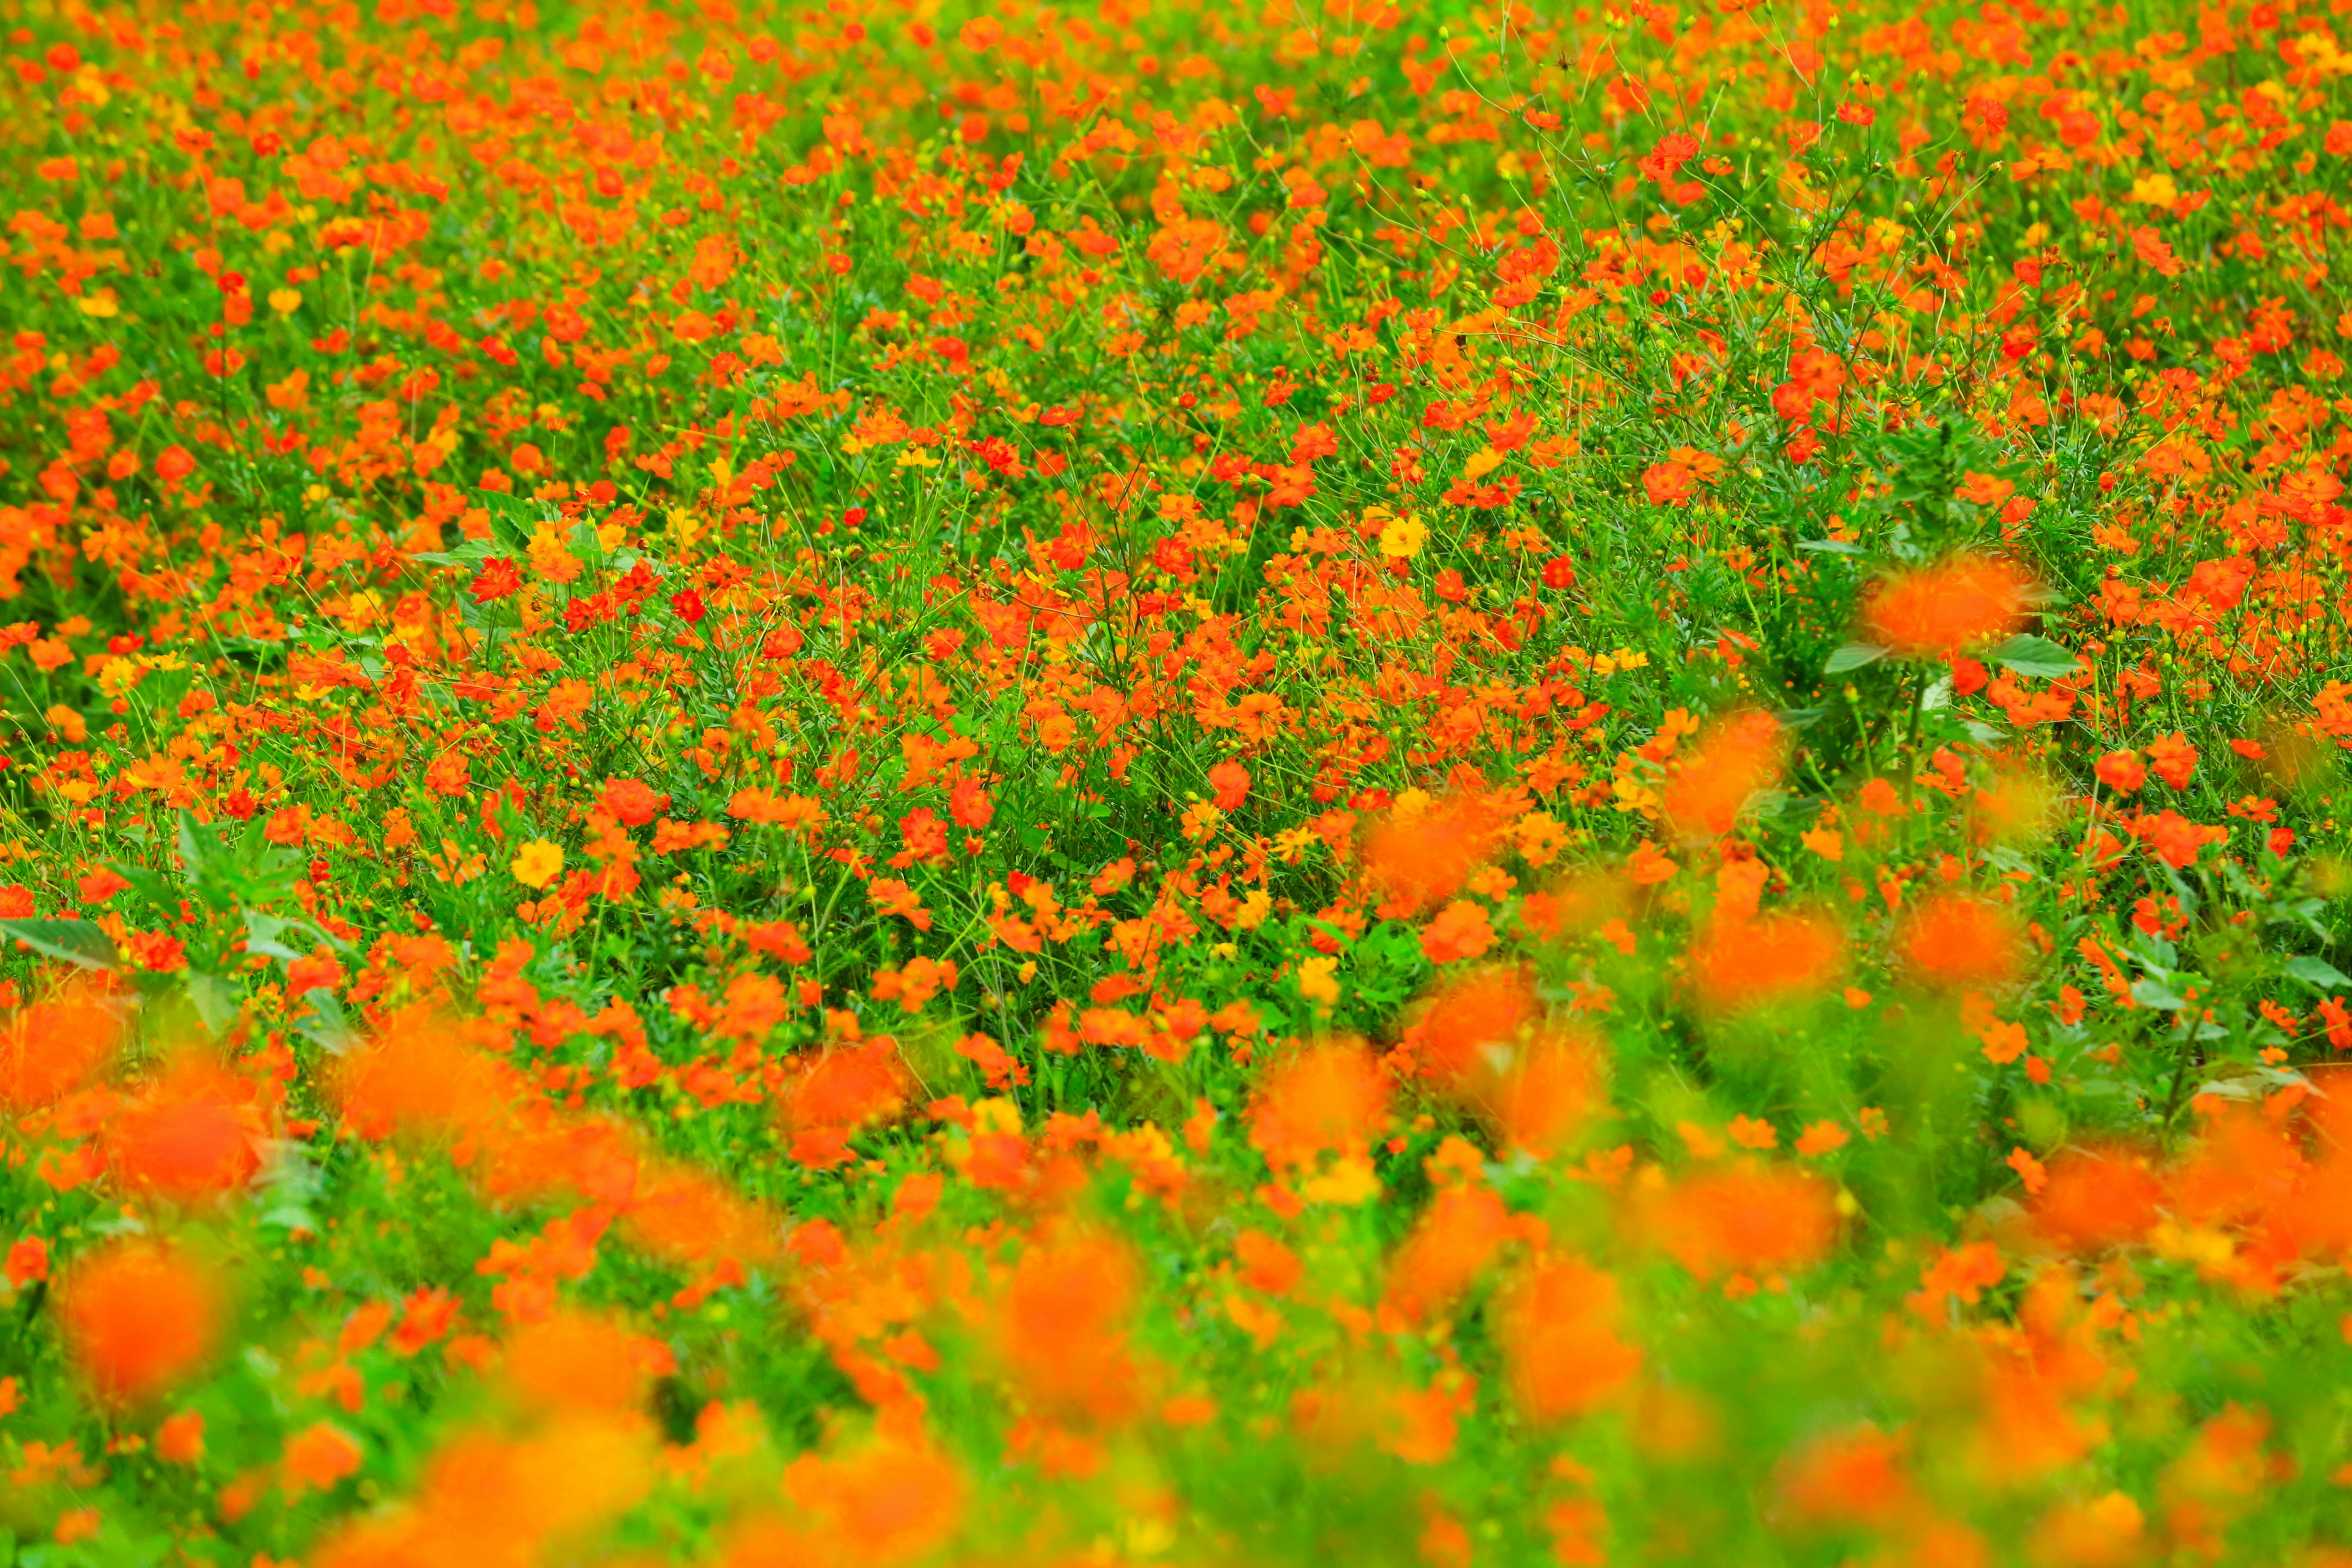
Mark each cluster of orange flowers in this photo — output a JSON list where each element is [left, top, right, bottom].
[[2, 0, 2352, 1560]]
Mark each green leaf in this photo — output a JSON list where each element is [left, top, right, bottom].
[[243, 911, 308, 962], [295, 990, 355, 1055], [0, 918, 118, 971], [410, 536, 508, 567], [1989, 632, 2079, 679], [2285, 954, 2350, 989], [1796, 538, 1866, 555], [474, 487, 543, 552], [175, 809, 209, 883], [1825, 643, 1888, 673], [2128, 977, 2186, 1010]]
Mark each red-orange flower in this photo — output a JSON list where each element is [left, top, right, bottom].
[[1894, 894, 2025, 990], [1487, 1027, 1604, 1160], [1648, 1164, 1839, 1281], [1401, 966, 1537, 1087], [1686, 911, 1845, 1013], [995, 1231, 1140, 1424], [1361, 794, 1503, 914], [1493, 1254, 1643, 1423], [105, 1057, 265, 1202], [1, 985, 122, 1111], [1861, 556, 2032, 657], [1660, 710, 1784, 843], [58, 1240, 225, 1404], [1248, 1042, 1388, 1174], [2030, 1147, 2163, 1254]]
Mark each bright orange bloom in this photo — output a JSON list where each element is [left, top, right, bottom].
[[156, 1410, 205, 1464], [1385, 1183, 1515, 1324], [1487, 1028, 1604, 1159], [1642, 460, 1695, 507], [1362, 793, 1502, 914], [1686, 910, 1844, 1012], [2030, 1148, 2163, 1253], [1861, 555, 2032, 657], [1248, 1041, 1389, 1173], [315, 1415, 655, 1567], [1420, 899, 1496, 963], [2094, 751, 2146, 793], [1402, 966, 1537, 1087], [995, 1231, 1139, 1424], [2146, 730, 2198, 788], [501, 1311, 663, 1413], [1, 985, 122, 1111], [1894, 894, 2025, 990], [58, 1240, 224, 1404], [780, 1040, 908, 1169], [1650, 1164, 1839, 1280], [1777, 1425, 1918, 1530], [334, 1008, 516, 1142], [1493, 1254, 1643, 1423], [1659, 710, 1784, 843], [782, 1438, 968, 1564], [282, 1421, 365, 1497], [105, 1057, 264, 1202], [2029, 1491, 2144, 1568]]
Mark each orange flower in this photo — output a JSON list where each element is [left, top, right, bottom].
[[1420, 899, 1496, 963], [156, 1410, 205, 1464], [1861, 555, 2032, 657], [2146, 730, 2198, 788], [1894, 894, 2025, 990], [2029, 1491, 2144, 1568], [1642, 460, 1695, 507], [105, 1057, 264, 1202], [1686, 910, 1844, 1013], [1493, 1254, 1643, 1423], [1361, 793, 1502, 914], [1248, 1042, 1388, 1174], [1659, 710, 1784, 843], [1385, 1182, 1514, 1324], [1649, 1164, 1839, 1281], [1776, 1425, 1918, 1530], [58, 1240, 225, 1404], [780, 1040, 908, 1169], [1, 985, 122, 1111], [334, 1008, 515, 1143], [7, 1236, 48, 1286], [2094, 751, 2146, 793], [995, 1231, 1139, 1424], [501, 1311, 663, 1413], [281, 1421, 364, 1498], [782, 1438, 968, 1562], [1400, 966, 1537, 1087], [1486, 1027, 1604, 1159]]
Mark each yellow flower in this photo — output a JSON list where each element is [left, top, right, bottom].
[[1373, 507, 1428, 560], [511, 840, 565, 890], [1460, 445, 1505, 480], [269, 288, 303, 315], [1297, 954, 1341, 1009], [1299, 1153, 1381, 1205]]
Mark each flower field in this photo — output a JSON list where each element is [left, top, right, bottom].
[[3, 0, 2352, 1559]]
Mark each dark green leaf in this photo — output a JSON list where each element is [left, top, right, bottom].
[[1989, 632, 2079, 679], [0, 918, 118, 971], [1825, 643, 1888, 673]]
